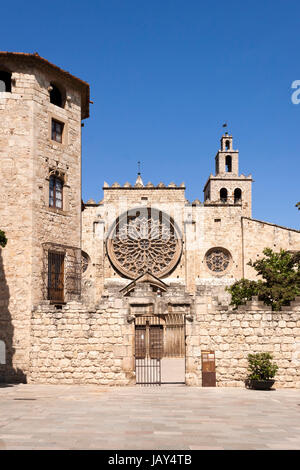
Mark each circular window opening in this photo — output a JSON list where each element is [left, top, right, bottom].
[[205, 247, 231, 273], [106, 207, 182, 279]]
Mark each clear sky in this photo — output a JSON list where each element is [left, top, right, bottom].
[[1, 0, 299, 229]]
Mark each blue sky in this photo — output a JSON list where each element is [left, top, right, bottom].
[[1, 0, 299, 228]]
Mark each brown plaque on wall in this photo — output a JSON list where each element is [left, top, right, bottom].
[[201, 350, 216, 387]]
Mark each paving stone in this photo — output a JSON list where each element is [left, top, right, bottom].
[[0, 384, 300, 450]]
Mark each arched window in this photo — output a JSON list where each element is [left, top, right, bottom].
[[234, 188, 242, 204], [49, 83, 65, 108], [225, 155, 232, 172], [49, 174, 63, 209], [225, 140, 230, 150], [0, 340, 6, 365], [220, 188, 228, 203], [81, 251, 90, 273], [0, 71, 12, 92]]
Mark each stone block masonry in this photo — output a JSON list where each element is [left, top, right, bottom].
[[1, 53, 300, 389], [0, 53, 89, 379], [186, 300, 300, 388], [29, 296, 300, 388], [29, 301, 135, 385]]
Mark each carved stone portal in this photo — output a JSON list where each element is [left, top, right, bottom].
[[106, 207, 182, 279]]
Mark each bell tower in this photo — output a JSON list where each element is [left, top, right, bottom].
[[215, 133, 239, 176], [203, 133, 253, 217]]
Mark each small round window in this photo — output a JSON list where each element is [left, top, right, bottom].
[[205, 248, 231, 273]]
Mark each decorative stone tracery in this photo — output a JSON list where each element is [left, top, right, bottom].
[[205, 247, 231, 273], [106, 208, 182, 279]]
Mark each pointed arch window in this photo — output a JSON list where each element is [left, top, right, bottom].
[[220, 188, 228, 203]]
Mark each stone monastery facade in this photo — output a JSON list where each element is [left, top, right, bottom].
[[0, 53, 300, 387]]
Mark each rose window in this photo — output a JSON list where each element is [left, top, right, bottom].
[[106, 208, 182, 279], [205, 248, 231, 273]]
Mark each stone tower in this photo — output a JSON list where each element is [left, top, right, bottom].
[[0, 52, 90, 381], [203, 133, 252, 217]]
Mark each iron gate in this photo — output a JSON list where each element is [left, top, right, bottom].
[[48, 251, 65, 302], [135, 316, 163, 385]]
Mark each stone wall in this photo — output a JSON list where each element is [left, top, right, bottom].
[[0, 64, 36, 378], [0, 55, 88, 379], [204, 175, 252, 217], [29, 300, 135, 385], [31, 66, 83, 306], [242, 218, 300, 279], [29, 296, 300, 388], [82, 187, 300, 304], [81, 194, 248, 299], [186, 296, 300, 388]]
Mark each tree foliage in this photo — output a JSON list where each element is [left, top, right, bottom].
[[247, 352, 278, 381], [296, 202, 300, 210], [226, 278, 260, 306], [226, 248, 300, 310], [0, 230, 7, 248]]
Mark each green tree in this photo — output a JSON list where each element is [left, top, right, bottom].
[[227, 248, 300, 311], [0, 230, 7, 248], [296, 202, 300, 210], [247, 353, 278, 381]]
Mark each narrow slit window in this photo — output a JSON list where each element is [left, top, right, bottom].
[[0, 340, 6, 365], [225, 155, 232, 172]]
